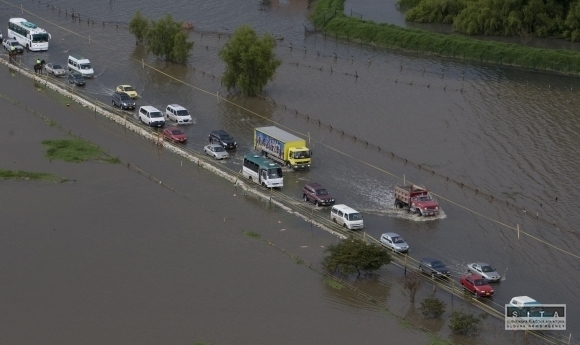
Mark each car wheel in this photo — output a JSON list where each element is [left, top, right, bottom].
[[303, 195, 308, 202], [474, 291, 478, 297], [431, 272, 435, 278], [315, 200, 320, 207], [332, 217, 337, 223], [419, 266, 424, 273]]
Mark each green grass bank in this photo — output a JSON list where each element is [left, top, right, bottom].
[[310, 0, 580, 75]]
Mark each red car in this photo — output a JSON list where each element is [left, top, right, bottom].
[[162, 127, 187, 143], [460, 274, 494, 297]]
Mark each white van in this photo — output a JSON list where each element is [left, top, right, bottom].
[[67, 54, 94, 77], [138, 106, 165, 128], [165, 104, 193, 125], [331, 204, 364, 230]]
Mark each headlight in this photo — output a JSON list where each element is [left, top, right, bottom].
[[435, 207, 439, 209], [234, 142, 237, 145]]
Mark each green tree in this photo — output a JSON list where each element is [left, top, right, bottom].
[[322, 236, 391, 277], [565, 0, 580, 41], [129, 13, 194, 64], [128, 10, 149, 44], [219, 25, 281, 96], [448, 310, 487, 335], [419, 296, 446, 318]]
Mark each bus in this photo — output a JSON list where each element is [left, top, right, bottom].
[[8, 18, 51, 51], [242, 153, 283, 188]]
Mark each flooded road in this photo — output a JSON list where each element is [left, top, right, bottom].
[[1, 0, 579, 339]]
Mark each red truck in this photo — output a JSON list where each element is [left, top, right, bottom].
[[394, 185, 440, 216]]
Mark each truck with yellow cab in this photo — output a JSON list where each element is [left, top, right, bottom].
[[254, 126, 312, 169]]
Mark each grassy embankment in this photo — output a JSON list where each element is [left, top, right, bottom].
[[310, 0, 580, 74], [0, 169, 65, 182], [42, 139, 120, 164]]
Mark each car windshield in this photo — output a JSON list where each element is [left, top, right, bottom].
[[176, 110, 189, 116], [348, 213, 363, 221], [10, 41, 19, 47], [220, 134, 232, 140], [124, 86, 135, 91], [267, 168, 282, 179], [170, 129, 183, 135], [481, 266, 494, 272], [32, 33, 49, 42], [431, 261, 445, 268], [392, 236, 405, 244], [52, 64, 62, 69], [316, 189, 328, 195], [213, 146, 225, 152], [80, 63, 92, 70], [474, 279, 486, 286], [416, 195, 432, 201], [150, 112, 162, 118], [72, 74, 83, 79], [120, 95, 131, 100]]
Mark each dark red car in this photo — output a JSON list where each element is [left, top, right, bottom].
[[162, 127, 187, 143], [460, 274, 494, 297]]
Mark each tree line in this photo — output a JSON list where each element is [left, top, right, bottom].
[[400, 0, 580, 42], [129, 11, 281, 96]]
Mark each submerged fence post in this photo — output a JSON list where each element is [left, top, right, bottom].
[[517, 224, 520, 240]]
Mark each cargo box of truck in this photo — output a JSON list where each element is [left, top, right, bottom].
[[254, 126, 311, 169]]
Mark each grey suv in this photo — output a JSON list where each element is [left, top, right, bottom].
[[302, 182, 335, 207], [112, 92, 136, 110], [209, 130, 237, 150]]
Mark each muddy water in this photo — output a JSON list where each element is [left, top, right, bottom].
[[2, 0, 579, 338]]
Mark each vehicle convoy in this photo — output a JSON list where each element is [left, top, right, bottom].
[[254, 126, 311, 169], [242, 153, 283, 188], [394, 184, 440, 216]]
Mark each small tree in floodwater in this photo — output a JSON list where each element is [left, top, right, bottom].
[[129, 12, 194, 64], [322, 236, 391, 277], [219, 25, 281, 96], [399, 271, 423, 304]]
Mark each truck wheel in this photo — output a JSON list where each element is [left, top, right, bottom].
[[417, 210, 423, 217], [395, 201, 402, 209]]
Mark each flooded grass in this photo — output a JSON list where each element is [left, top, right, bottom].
[[42, 138, 120, 164], [323, 276, 344, 290], [242, 230, 261, 239], [429, 336, 453, 345], [0, 169, 65, 182]]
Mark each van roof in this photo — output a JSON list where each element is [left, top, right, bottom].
[[69, 54, 89, 61], [168, 104, 187, 110], [140, 106, 161, 112], [332, 204, 359, 213], [510, 296, 540, 305]]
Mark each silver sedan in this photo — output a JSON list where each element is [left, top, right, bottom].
[[467, 262, 501, 282], [204, 144, 229, 160], [45, 63, 66, 77]]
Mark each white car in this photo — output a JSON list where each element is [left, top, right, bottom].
[[45, 63, 66, 77], [379, 232, 409, 253], [467, 262, 501, 282], [165, 104, 193, 125], [204, 144, 229, 160]]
